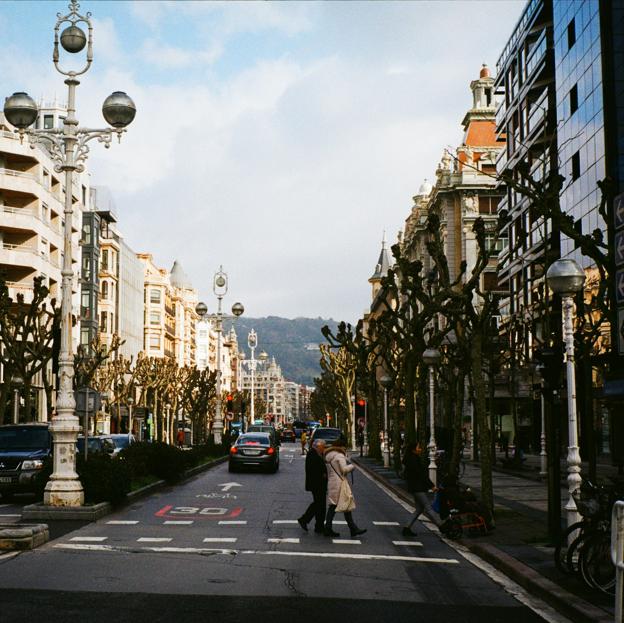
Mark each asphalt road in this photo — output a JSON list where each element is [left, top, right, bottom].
[[0, 444, 563, 622]]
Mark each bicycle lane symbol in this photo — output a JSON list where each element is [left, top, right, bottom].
[[154, 505, 243, 520]]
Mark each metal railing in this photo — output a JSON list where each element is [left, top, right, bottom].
[[612, 501, 624, 622]]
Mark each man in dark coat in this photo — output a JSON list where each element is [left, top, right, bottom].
[[298, 439, 327, 533]]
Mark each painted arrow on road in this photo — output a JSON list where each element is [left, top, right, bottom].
[[218, 482, 242, 492]]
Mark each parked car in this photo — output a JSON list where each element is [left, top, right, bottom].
[[280, 429, 296, 443], [107, 433, 136, 457], [229, 432, 279, 473], [308, 426, 343, 449], [76, 435, 116, 456], [0, 424, 51, 500], [247, 424, 280, 446]]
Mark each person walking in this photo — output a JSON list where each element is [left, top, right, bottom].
[[300, 430, 308, 455], [297, 439, 327, 534], [324, 436, 366, 538], [401, 442, 447, 537]]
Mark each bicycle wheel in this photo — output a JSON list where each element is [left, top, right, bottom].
[[554, 521, 585, 575], [578, 532, 615, 595]]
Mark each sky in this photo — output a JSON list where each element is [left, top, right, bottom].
[[0, 0, 525, 323]]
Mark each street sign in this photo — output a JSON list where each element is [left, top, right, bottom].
[[619, 309, 624, 356], [616, 192, 624, 230], [617, 231, 624, 267], [617, 270, 624, 305]]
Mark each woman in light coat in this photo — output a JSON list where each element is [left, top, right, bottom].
[[324, 436, 366, 538]]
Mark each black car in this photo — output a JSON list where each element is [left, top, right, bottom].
[[247, 424, 280, 446], [280, 429, 296, 443], [76, 436, 116, 456], [308, 426, 343, 449], [229, 433, 279, 473], [0, 424, 51, 500]]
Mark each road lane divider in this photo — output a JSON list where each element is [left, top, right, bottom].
[[137, 538, 172, 543], [272, 520, 298, 524], [392, 541, 423, 547], [163, 520, 193, 525], [107, 520, 139, 525], [332, 539, 361, 545], [373, 521, 400, 526], [267, 538, 300, 544], [203, 537, 237, 543], [70, 536, 108, 542], [218, 520, 247, 525]]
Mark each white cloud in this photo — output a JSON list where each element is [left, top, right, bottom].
[[138, 39, 223, 70]]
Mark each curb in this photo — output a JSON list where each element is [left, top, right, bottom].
[[351, 456, 612, 623], [0, 523, 49, 550], [22, 501, 111, 521]]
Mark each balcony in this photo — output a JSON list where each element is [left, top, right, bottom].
[[5, 281, 34, 303], [524, 32, 547, 85]]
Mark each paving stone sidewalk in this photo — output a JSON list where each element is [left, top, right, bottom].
[[352, 453, 616, 623]]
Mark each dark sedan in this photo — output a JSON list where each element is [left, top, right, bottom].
[[280, 429, 296, 443], [308, 427, 343, 449], [229, 433, 279, 473]]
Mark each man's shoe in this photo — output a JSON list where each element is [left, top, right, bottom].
[[350, 527, 367, 538], [324, 528, 340, 537], [402, 526, 416, 537], [313, 526, 324, 534], [297, 517, 308, 532]]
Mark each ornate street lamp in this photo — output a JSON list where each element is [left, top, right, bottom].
[[422, 347, 442, 486], [379, 374, 392, 468], [547, 258, 585, 528], [3, 0, 135, 507], [11, 373, 24, 424], [248, 330, 258, 424], [195, 266, 244, 444]]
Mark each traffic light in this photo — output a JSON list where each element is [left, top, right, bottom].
[[226, 394, 234, 413]]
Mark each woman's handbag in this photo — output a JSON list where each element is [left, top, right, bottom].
[[332, 461, 356, 512]]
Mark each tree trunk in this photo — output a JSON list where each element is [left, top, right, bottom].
[[404, 357, 417, 446], [472, 333, 493, 513], [447, 371, 464, 480], [367, 381, 381, 459], [416, 365, 428, 448]]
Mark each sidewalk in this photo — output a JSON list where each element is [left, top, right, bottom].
[[352, 454, 616, 623]]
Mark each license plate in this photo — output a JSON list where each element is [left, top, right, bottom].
[[243, 450, 261, 456], [0, 477, 13, 483]]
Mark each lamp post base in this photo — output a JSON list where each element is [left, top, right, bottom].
[[43, 479, 84, 507], [382, 441, 390, 468]]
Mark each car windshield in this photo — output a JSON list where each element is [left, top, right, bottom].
[[77, 437, 109, 452], [238, 435, 270, 445], [0, 428, 49, 450], [111, 436, 130, 449], [313, 429, 341, 439]]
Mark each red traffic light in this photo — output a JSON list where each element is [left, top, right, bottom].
[[226, 394, 233, 402], [357, 399, 366, 407]]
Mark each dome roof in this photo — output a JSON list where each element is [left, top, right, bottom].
[[480, 63, 491, 78], [170, 260, 193, 289], [417, 179, 433, 196]]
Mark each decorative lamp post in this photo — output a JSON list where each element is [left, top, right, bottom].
[[195, 267, 244, 444], [379, 375, 392, 468], [248, 329, 258, 424], [423, 347, 442, 486], [11, 374, 24, 424], [546, 258, 586, 528], [127, 395, 134, 437], [258, 351, 269, 423], [3, 0, 136, 507]]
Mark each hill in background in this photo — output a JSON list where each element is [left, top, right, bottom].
[[223, 317, 339, 386]]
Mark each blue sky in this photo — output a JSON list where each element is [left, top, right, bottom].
[[0, 0, 525, 322]]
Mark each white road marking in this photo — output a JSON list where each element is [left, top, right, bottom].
[[164, 520, 193, 525], [0, 552, 20, 562], [333, 521, 347, 525], [0, 514, 21, 517], [218, 520, 246, 525], [203, 537, 237, 543], [373, 521, 400, 526], [0, 504, 10, 508], [52, 543, 459, 564], [272, 520, 298, 524], [137, 538, 172, 543], [267, 538, 300, 544], [70, 536, 108, 542], [332, 539, 361, 545], [107, 520, 139, 525], [392, 541, 423, 547]]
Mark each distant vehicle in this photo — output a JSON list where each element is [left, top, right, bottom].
[[247, 424, 280, 446], [280, 429, 296, 443], [308, 427, 343, 449], [292, 421, 308, 439], [76, 436, 115, 456], [107, 433, 136, 456], [229, 432, 279, 473], [307, 421, 321, 430], [0, 424, 51, 500]]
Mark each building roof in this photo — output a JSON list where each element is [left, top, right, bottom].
[[369, 235, 391, 281], [463, 119, 498, 147], [170, 260, 193, 289]]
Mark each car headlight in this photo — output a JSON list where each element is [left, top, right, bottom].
[[22, 460, 44, 470]]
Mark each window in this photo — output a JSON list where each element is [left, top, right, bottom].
[[58, 116, 65, 129], [81, 328, 90, 346], [81, 291, 91, 318], [82, 256, 91, 280], [570, 84, 578, 115], [42, 203, 49, 222], [82, 221, 92, 245], [101, 249, 108, 270], [150, 311, 161, 325], [571, 151, 581, 181], [43, 115, 54, 129], [150, 288, 161, 303], [100, 311, 108, 333], [485, 88, 492, 107], [567, 19, 576, 49], [149, 335, 161, 349], [101, 281, 108, 299]]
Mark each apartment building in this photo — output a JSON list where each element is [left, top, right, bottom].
[[169, 261, 198, 368]]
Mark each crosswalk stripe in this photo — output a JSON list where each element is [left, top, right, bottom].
[[164, 520, 193, 525], [0, 514, 21, 518], [332, 539, 361, 545], [267, 538, 300, 544], [333, 521, 347, 525], [272, 520, 298, 524], [70, 536, 107, 542], [219, 520, 247, 525], [107, 520, 139, 525], [137, 538, 172, 543], [392, 541, 423, 547], [373, 521, 400, 526], [203, 537, 237, 543]]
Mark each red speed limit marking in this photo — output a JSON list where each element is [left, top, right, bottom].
[[154, 505, 243, 520]]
